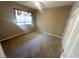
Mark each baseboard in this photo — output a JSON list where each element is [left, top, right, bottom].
[[36, 28, 62, 39], [0, 29, 34, 42]]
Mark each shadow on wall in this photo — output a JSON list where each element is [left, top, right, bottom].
[[0, 19, 24, 40]]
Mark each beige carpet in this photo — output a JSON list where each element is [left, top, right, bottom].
[[1, 30, 62, 58]]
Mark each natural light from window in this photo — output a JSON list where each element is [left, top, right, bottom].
[[15, 9, 32, 25]]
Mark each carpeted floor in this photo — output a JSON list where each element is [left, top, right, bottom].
[[1, 30, 62, 58]]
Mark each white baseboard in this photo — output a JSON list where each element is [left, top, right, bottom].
[[38, 30, 62, 39], [0, 29, 34, 42]]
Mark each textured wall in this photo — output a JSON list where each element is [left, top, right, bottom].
[[36, 6, 72, 37], [0, 2, 36, 40]]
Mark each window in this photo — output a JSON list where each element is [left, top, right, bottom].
[[15, 9, 32, 25]]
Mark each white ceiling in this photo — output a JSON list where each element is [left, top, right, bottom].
[[15, 1, 74, 10]]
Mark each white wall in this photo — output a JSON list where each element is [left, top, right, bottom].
[[61, 2, 79, 58], [0, 43, 5, 58]]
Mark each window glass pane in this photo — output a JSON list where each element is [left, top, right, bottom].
[[15, 10, 23, 23], [17, 23, 26, 25], [25, 15, 32, 24], [15, 9, 32, 25]]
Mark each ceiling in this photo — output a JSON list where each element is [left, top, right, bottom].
[[15, 1, 74, 10]]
